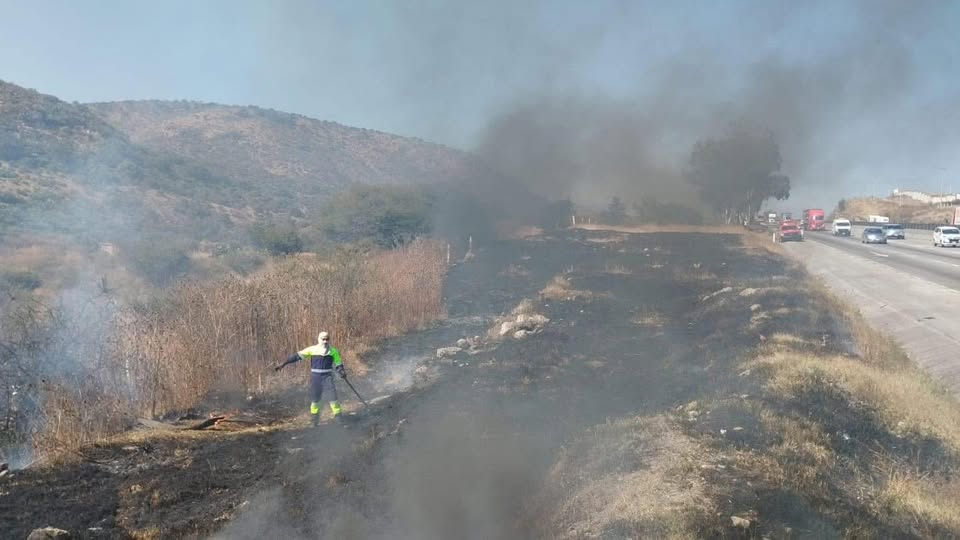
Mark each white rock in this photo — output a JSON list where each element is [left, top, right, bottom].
[[515, 313, 549, 329], [27, 529, 71, 540], [750, 304, 762, 312], [456, 338, 469, 348], [731, 516, 752, 529], [499, 321, 517, 336], [739, 288, 758, 296], [436, 347, 463, 358], [514, 330, 531, 339]]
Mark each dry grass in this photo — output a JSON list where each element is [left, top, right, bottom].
[[533, 415, 716, 539], [511, 298, 537, 316], [539, 274, 595, 302], [878, 472, 960, 534], [745, 350, 960, 454], [632, 311, 667, 328], [673, 267, 720, 282], [29, 239, 448, 462]]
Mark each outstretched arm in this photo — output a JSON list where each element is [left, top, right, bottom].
[[275, 353, 301, 371]]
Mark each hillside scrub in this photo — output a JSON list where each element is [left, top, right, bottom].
[[834, 195, 954, 224], [2, 239, 446, 463]]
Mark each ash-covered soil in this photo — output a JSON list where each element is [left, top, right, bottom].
[[2, 229, 920, 539]]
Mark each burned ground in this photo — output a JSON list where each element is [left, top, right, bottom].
[[2, 228, 958, 539]]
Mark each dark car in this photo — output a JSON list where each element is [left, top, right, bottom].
[[862, 227, 887, 244], [882, 223, 905, 240]]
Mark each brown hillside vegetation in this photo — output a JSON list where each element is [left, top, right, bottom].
[[91, 100, 472, 197], [835, 196, 954, 224], [1, 81, 483, 245]]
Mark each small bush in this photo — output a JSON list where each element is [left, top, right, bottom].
[[249, 221, 304, 255], [123, 236, 194, 287]]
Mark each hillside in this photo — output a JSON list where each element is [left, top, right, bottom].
[[0, 80, 515, 296], [89, 100, 471, 202], [1, 81, 262, 243], [834, 196, 955, 224], [1, 81, 480, 241]]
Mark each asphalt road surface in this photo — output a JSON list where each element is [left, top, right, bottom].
[[785, 228, 960, 393]]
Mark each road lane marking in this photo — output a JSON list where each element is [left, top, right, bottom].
[[871, 252, 889, 258]]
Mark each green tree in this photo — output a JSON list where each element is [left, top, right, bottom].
[[320, 185, 434, 248]]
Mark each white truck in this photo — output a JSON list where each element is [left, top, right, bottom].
[[832, 218, 851, 236], [867, 215, 890, 223]]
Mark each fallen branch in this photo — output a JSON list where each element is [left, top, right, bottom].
[[188, 415, 226, 430]]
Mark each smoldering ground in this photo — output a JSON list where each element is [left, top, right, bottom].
[[196, 228, 747, 539]]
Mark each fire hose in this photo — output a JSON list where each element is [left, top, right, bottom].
[[340, 375, 369, 408]]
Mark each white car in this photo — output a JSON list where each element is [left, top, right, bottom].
[[934, 226, 960, 247], [832, 219, 851, 236]]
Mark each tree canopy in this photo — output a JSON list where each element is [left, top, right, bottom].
[[687, 128, 790, 223], [320, 184, 435, 248]]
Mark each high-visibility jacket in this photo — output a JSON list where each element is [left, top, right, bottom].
[[284, 345, 342, 373]]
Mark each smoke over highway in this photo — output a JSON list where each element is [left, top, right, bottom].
[[254, 0, 960, 211]]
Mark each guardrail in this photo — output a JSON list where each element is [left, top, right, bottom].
[[748, 221, 954, 233], [850, 221, 948, 231]]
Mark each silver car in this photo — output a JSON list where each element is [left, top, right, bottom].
[[882, 223, 905, 239], [862, 227, 887, 244]]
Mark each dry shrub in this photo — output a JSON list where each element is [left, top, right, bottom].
[[532, 415, 715, 539], [119, 239, 447, 416], [24, 240, 446, 460], [32, 379, 135, 464], [539, 274, 593, 301]]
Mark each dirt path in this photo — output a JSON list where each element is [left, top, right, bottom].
[[3, 229, 953, 539]]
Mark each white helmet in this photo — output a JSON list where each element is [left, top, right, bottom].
[[317, 331, 330, 344]]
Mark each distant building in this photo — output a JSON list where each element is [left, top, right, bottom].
[[891, 190, 960, 205]]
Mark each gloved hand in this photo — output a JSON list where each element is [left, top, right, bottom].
[[274, 364, 283, 372], [336, 365, 346, 378]]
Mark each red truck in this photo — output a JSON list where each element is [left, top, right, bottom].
[[802, 209, 825, 231]]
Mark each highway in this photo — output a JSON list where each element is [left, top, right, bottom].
[[803, 226, 960, 290], [783, 226, 960, 393]]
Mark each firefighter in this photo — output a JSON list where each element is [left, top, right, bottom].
[[275, 331, 346, 426]]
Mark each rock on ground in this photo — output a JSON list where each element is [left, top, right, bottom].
[[27, 528, 71, 540]]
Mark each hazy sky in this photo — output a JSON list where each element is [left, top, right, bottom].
[[2, 0, 960, 208]]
